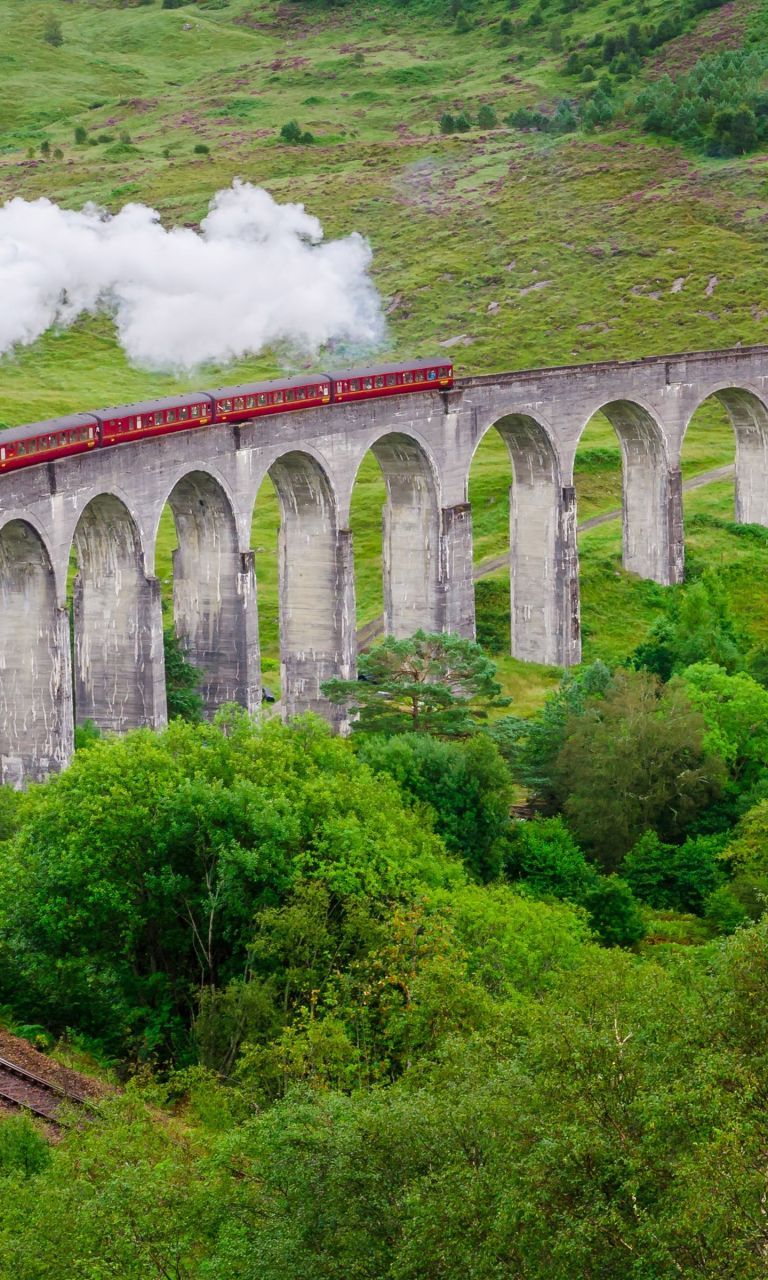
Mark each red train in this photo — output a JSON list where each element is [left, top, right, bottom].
[[0, 359, 453, 474]]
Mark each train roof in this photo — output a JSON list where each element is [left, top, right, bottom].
[[0, 413, 99, 446], [326, 358, 451, 380], [91, 391, 211, 420], [205, 373, 330, 398]]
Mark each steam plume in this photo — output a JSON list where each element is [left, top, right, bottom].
[[0, 181, 384, 370]]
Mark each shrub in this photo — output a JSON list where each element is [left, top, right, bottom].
[[279, 120, 314, 144], [439, 111, 456, 134], [621, 830, 726, 914], [43, 15, 63, 46], [454, 11, 471, 33], [477, 104, 498, 129], [583, 876, 646, 948], [193, 142, 210, 154], [74, 125, 87, 145]]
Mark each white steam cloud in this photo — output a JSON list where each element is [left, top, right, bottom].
[[0, 181, 384, 370]]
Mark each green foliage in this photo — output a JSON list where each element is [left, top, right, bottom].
[[474, 578, 508, 653], [73, 718, 101, 750], [553, 669, 726, 868], [454, 10, 471, 33], [631, 577, 747, 680], [0, 715, 457, 1059], [0, 1115, 50, 1178], [355, 732, 513, 882], [322, 631, 509, 737], [633, 49, 768, 154], [163, 627, 204, 723], [0, 788, 21, 843], [582, 875, 646, 947], [621, 829, 727, 913], [679, 663, 768, 791], [279, 120, 314, 144], [476, 103, 498, 129], [718, 799, 768, 920], [73, 125, 87, 145], [502, 815, 597, 902], [489, 660, 612, 798], [42, 14, 62, 46]]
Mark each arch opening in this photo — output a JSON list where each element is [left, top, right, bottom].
[[70, 494, 166, 735], [468, 413, 576, 667], [352, 433, 442, 645], [0, 520, 73, 786], [162, 471, 260, 718], [259, 451, 354, 722], [682, 387, 768, 529]]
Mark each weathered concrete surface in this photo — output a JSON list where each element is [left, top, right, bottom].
[[2, 343, 768, 784]]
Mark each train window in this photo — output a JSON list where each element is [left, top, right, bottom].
[[177, 406, 188, 421], [219, 399, 232, 413], [285, 390, 294, 403], [17, 443, 25, 455], [258, 394, 267, 406], [348, 380, 357, 391], [245, 395, 255, 408], [296, 388, 306, 401], [274, 391, 284, 404], [166, 409, 177, 423], [385, 374, 396, 386], [0, 448, 4, 461], [427, 369, 437, 380], [403, 372, 413, 383], [234, 397, 245, 411], [439, 367, 451, 377]]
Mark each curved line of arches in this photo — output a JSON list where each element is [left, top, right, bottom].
[[3, 381, 768, 785]]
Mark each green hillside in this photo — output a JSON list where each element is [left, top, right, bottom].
[[1, 0, 766, 692]]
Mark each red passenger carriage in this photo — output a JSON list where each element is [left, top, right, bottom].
[[94, 393, 213, 446], [329, 359, 453, 402], [0, 414, 99, 474], [207, 375, 331, 425]]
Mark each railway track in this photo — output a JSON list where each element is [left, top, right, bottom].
[[0, 1053, 91, 1125]]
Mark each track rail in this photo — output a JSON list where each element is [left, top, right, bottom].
[[0, 1053, 91, 1125]]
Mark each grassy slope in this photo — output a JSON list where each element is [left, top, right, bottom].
[[1, 0, 766, 698]]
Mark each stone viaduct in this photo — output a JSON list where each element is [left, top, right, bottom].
[[2, 343, 768, 786]]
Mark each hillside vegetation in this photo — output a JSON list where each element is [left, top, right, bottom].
[[4, 5, 768, 1273], [0, 0, 761, 689]]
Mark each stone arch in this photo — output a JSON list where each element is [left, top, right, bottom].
[[0, 520, 73, 786], [70, 493, 166, 734], [354, 431, 442, 639], [162, 470, 260, 717], [683, 385, 768, 527], [578, 398, 677, 584], [470, 412, 577, 666], [264, 451, 354, 722]]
